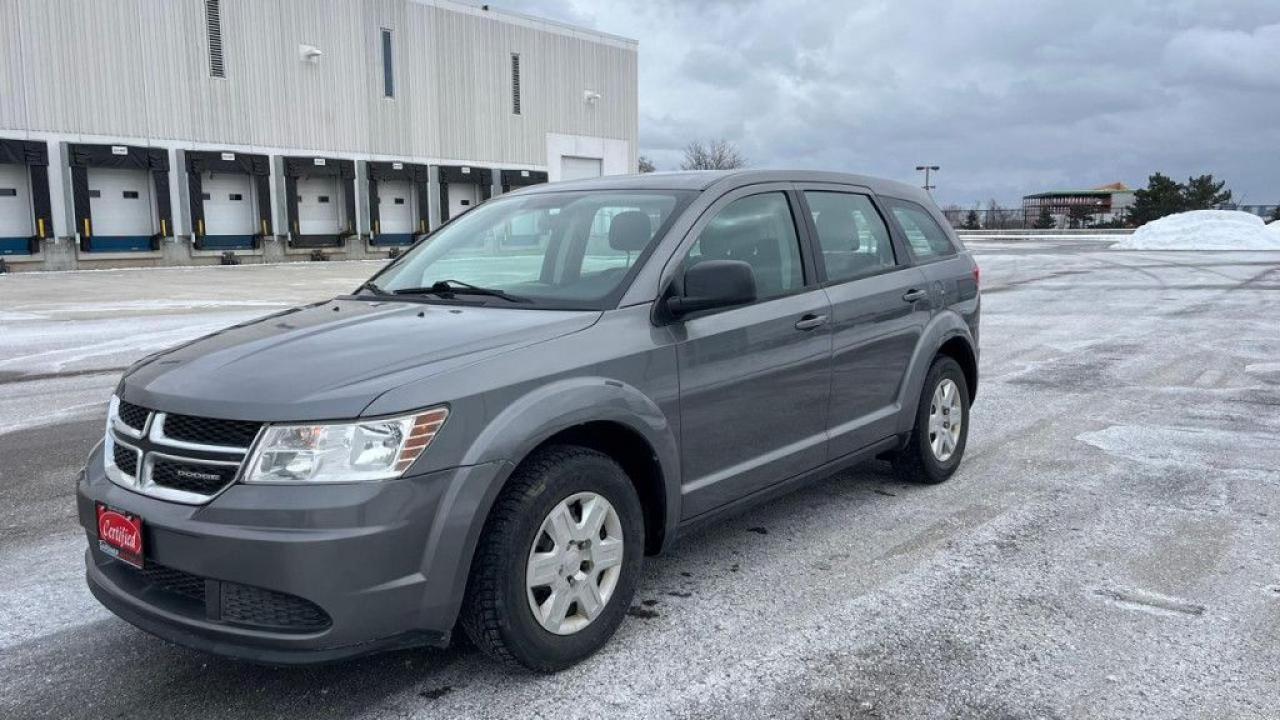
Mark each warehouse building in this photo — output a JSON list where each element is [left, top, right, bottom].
[[0, 0, 638, 269]]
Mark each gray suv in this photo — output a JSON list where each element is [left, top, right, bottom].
[[79, 170, 979, 671]]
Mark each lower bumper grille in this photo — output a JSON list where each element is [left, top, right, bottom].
[[108, 557, 331, 633], [221, 583, 331, 631]]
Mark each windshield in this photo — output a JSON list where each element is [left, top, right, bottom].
[[364, 190, 694, 309]]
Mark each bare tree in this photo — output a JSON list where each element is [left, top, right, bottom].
[[637, 156, 656, 173], [680, 138, 746, 170], [986, 199, 1013, 229]]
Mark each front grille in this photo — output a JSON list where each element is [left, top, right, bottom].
[[112, 443, 139, 477], [221, 582, 331, 631], [137, 563, 206, 602], [163, 413, 262, 448], [151, 457, 239, 495], [107, 401, 261, 502], [118, 401, 149, 431]]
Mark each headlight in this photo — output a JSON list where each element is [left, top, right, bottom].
[[242, 407, 448, 484]]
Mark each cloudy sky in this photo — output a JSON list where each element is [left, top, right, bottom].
[[504, 0, 1280, 207]]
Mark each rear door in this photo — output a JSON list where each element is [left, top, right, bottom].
[[673, 185, 833, 518], [796, 186, 929, 457], [881, 197, 972, 312]]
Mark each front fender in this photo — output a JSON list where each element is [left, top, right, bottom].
[[465, 374, 680, 545], [894, 309, 977, 436]]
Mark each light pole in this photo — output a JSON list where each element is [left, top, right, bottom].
[[916, 165, 939, 194]]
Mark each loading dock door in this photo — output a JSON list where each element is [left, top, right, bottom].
[[447, 183, 480, 221], [0, 164, 33, 240], [297, 175, 343, 236], [561, 156, 603, 181], [88, 167, 154, 240], [378, 180, 415, 236], [201, 172, 256, 238]]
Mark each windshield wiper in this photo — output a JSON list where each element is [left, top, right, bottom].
[[391, 279, 531, 303]]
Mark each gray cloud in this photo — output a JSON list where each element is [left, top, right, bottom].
[[504, 0, 1280, 205]]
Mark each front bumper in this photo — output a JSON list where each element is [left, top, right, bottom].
[[78, 443, 509, 664]]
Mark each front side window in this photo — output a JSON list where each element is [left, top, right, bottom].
[[886, 199, 955, 260], [368, 191, 692, 309], [805, 191, 896, 282], [682, 192, 805, 301]]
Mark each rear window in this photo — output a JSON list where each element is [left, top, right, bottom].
[[885, 199, 955, 260]]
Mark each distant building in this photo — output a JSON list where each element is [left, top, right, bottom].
[[1022, 182, 1135, 226], [0, 0, 638, 268]]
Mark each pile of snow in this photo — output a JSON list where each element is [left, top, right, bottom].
[[1115, 210, 1280, 251]]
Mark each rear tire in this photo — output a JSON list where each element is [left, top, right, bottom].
[[460, 445, 644, 672], [891, 356, 970, 484]]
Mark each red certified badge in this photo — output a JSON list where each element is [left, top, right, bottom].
[[96, 503, 144, 569]]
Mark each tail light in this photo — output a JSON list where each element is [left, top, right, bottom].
[[972, 264, 980, 287]]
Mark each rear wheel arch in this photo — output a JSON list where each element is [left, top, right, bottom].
[[936, 335, 978, 401]]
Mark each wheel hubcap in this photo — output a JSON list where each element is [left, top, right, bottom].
[[928, 378, 963, 462], [526, 492, 624, 635]]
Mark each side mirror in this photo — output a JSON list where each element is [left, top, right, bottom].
[[665, 259, 757, 318]]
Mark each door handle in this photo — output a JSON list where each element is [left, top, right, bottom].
[[794, 314, 828, 331], [902, 288, 928, 303]]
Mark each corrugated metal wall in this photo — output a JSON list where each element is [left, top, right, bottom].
[[0, 0, 638, 167]]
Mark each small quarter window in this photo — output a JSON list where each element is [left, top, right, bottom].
[[229, 193, 243, 201], [318, 196, 331, 204], [0, 188, 17, 197], [886, 199, 956, 260]]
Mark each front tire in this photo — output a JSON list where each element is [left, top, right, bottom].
[[460, 445, 644, 672], [891, 355, 970, 484]]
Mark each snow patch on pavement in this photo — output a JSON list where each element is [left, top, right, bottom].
[[1076, 423, 1279, 478], [1115, 210, 1280, 251], [0, 531, 109, 651]]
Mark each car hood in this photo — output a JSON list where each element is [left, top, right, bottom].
[[120, 298, 600, 421]]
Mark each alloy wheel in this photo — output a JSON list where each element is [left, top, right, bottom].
[[928, 377, 963, 462]]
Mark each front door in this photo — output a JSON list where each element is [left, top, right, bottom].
[[798, 187, 928, 457], [674, 187, 833, 518]]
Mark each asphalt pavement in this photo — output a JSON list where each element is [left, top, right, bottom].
[[1, 242, 1278, 719]]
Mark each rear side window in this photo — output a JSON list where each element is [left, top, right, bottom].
[[886, 199, 955, 260], [804, 191, 896, 282], [684, 192, 804, 300]]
